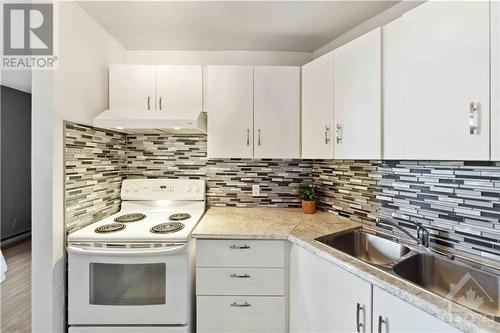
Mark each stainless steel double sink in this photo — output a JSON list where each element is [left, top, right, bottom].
[[316, 228, 500, 320]]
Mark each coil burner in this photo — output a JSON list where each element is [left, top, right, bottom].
[[95, 223, 126, 233], [114, 213, 146, 223], [168, 213, 191, 221], [150, 222, 185, 234]]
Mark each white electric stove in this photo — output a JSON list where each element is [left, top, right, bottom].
[[67, 179, 206, 333]]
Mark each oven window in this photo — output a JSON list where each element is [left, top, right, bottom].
[[89, 263, 166, 305]]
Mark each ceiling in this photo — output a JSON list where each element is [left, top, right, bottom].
[[78, 1, 398, 52]]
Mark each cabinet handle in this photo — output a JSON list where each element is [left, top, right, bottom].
[[247, 129, 250, 146], [147, 96, 151, 111], [336, 123, 342, 144], [230, 302, 251, 307], [159, 95, 163, 111], [469, 102, 479, 135], [378, 315, 386, 333], [258, 129, 261, 146], [230, 273, 251, 278], [230, 245, 250, 249], [324, 125, 330, 144], [356, 303, 364, 332]]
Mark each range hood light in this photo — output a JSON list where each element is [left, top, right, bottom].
[[93, 109, 207, 134]]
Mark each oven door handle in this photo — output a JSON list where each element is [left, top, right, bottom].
[[67, 243, 187, 257]]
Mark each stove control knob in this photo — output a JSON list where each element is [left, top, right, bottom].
[[187, 186, 193, 193], [195, 186, 200, 193]]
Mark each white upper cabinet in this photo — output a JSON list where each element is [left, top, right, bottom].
[[254, 66, 300, 159], [383, 1, 490, 160], [207, 66, 254, 158], [302, 52, 334, 159], [207, 66, 301, 159], [109, 65, 156, 111], [109, 65, 202, 113], [156, 65, 202, 114], [333, 28, 382, 159]]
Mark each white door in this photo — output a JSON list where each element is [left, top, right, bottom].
[[383, 1, 490, 160], [207, 66, 254, 158], [254, 66, 300, 158], [302, 52, 334, 159], [373, 287, 460, 333], [109, 65, 156, 112], [68, 244, 189, 325], [156, 65, 202, 114], [334, 28, 381, 159], [289, 244, 372, 333]]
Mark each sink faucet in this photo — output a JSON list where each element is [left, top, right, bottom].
[[375, 218, 430, 248]]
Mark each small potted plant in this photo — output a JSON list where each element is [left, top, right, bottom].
[[296, 184, 316, 214]]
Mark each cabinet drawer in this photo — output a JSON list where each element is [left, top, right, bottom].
[[196, 267, 285, 296], [196, 240, 285, 268], [197, 296, 286, 333]]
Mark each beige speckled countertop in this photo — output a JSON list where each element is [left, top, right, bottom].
[[192, 207, 357, 239], [192, 207, 500, 333]]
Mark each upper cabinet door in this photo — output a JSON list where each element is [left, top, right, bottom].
[[207, 66, 254, 159], [333, 28, 381, 159], [383, 1, 490, 160], [302, 52, 334, 159], [156, 65, 202, 114], [254, 66, 300, 159], [109, 65, 156, 112]]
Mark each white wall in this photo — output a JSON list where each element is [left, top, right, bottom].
[[31, 1, 126, 332], [1, 70, 32, 93], [313, 1, 424, 58], [126, 50, 312, 113], [126, 50, 312, 66]]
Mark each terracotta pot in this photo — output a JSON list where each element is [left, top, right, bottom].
[[302, 200, 316, 214]]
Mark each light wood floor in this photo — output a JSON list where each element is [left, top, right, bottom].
[[0, 241, 31, 333]]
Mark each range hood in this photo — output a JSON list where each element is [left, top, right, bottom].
[[93, 109, 207, 134]]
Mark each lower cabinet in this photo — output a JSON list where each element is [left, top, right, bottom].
[[289, 244, 372, 332], [290, 244, 462, 333], [198, 241, 462, 333], [197, 296, 286, 333], [196, 239, 287, 333], [373, 287, 460, 333]]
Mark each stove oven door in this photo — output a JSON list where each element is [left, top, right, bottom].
[[68, 243, 189, 325]]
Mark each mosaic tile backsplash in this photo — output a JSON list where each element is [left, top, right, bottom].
[[125, 134, 312, 207], [65, 123, 311, 232], [65, 123, 125, 233], [313, 160, 500, 263], [65, 122, 500, 263]]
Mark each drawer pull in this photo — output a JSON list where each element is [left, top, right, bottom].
[[230, 245, 250, 249], [230, 273, 251, 278], [230, 302, 251, 307]]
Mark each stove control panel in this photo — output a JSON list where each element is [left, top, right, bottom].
[[121, 179, 205, 201]]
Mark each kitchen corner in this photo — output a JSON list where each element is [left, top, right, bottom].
[[9, 1, 500, 332], [193, 207, 500, 333]]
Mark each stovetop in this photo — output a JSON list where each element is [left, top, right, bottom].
[[67, 200, 206, 243]]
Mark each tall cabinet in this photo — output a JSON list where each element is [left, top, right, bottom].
[[207, 66, 254, 158], [383, 1, 490, 160], [207, 66, 300, 159], [254, 67, 300, 158], [301, 52, 334, 159], [333, 28, 382, 159], [302, 27, 382, 160]]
